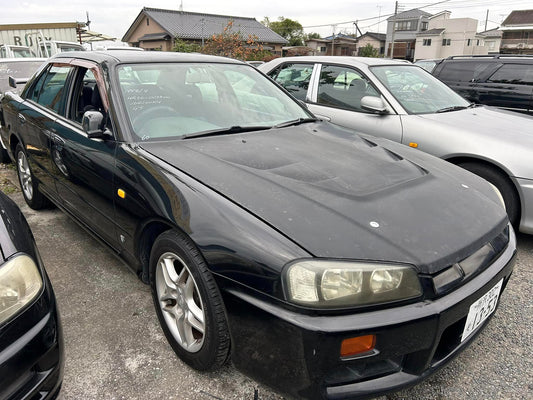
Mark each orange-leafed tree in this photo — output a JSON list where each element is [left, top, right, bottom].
[[200, 21, 268, 61]]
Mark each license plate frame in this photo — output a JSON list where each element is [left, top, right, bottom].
[[461, 278, 503, 342]]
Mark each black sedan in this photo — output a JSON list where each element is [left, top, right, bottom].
[[0, 51, 515, 399], [0, 191, 63, 399]]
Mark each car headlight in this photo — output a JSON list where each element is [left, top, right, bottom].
[[0, 254, 43, 324], [284, 260, 422, 308]]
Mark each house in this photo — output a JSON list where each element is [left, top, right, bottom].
[[385, 8, 432, 60], [356, 32, 386, 56], [479, 28, 503, 54], [414, 11, 488, 60], [122, 7, 288, 54], [305, 33, 357, 56], [500, 9, 533, 54]]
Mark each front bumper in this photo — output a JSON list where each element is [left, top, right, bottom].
[[0, 274, 64, 400], [222, 228, 516, 400]]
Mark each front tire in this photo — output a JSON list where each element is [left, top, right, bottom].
[[15, 143, 50, 209], [149, 230, 230, 371]]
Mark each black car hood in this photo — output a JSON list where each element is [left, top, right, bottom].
[[141, 122, 507, 274]]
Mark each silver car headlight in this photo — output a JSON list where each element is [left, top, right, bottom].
[[0, 254, 43, 324], [284, 260, 422, 308]]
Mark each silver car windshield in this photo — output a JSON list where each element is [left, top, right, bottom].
[[371, 65, 469, 114], [117, 63, 311, 140]]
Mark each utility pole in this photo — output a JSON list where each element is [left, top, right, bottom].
[[390, 1, 398, 58], [331, 24, 337, 56], [485, 9, 489, 32]]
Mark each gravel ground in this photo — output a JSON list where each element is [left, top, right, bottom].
[[1, 163, 531, 400]]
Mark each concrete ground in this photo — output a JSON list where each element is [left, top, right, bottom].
[[1, 163, 531, 400]]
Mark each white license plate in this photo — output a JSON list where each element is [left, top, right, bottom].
[[461, 279, 503, 342]]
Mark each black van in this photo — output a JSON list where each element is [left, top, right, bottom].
[[432, 55, 533, 115]]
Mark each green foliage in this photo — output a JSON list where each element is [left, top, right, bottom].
[[305, 32, 321, 40], [268, 17, 304, 46], [359, 43, 380, 58], [173, 38, 200, 53]]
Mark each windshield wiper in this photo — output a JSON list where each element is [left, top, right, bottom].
[[182, 125, 271, 139], [436, 105, 468, 113], [273, 117, 318, 129]]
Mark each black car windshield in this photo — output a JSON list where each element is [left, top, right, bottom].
[[117, 63, 312, 140], [370, 65, 469, 114]]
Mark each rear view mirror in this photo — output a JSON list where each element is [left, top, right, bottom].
[[361, 96, 388, 114], [82, 111, 105, 138]]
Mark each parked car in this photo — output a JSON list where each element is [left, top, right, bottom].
[[0, 190, 64, 399], [431, 55, 533, 115], [259, 56, 533, 234], [414, 58, 444, 73], [0, 51, 516, 399], [0, 44, 37, 58], [0, 58, 46, 162]]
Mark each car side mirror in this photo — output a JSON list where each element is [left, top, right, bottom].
[[8, 76, 28, 89], [82, 111, 107, 138], [361, 96, 388, 115]]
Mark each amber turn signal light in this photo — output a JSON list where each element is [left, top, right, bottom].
[[340, 334, 376, 357]]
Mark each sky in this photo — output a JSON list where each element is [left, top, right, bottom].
[[1, 0, 531, 42]]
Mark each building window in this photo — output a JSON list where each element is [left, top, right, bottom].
[[467, 39, 472, 46], [320, 46, 327, 52], [421, 22, 428, 31], [423, 38, 432, 46], [394, 20, 417, 31], [442, 38, 451, 46], [146, 18, 150, 26], [477, 39, 481, 46]]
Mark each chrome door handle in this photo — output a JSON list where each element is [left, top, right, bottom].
[[18, 113, 26, 124]]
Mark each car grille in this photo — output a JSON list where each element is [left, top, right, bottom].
[[431, 226, 510, 296]]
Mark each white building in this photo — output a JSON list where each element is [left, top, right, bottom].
[[414, 11, 488, 60]]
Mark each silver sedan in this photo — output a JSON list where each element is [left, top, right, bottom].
[[260, 56, 533, 234]]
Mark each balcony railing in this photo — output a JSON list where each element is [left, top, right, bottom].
[[501, 38, 533, 49]]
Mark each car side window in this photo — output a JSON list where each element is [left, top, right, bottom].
[[268, 63, 313, 101], [487, 64, 533, 85], [317, 65, 379, 112], [70, 68, 102, 123], [27, 65, 72, 113], [438, 61, 491, 82]]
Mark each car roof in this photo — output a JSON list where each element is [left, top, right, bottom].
[[51, 50, 245, 65], [266, 56, 412, 67]]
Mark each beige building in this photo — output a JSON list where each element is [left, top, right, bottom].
[[414, 11, 488, 60], [122, 7, 287, 54], [356, 32, 386, 56], [500, 9, 533, 55]]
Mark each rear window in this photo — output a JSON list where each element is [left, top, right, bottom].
[[487, 64, 533, 85], [438, 61, 492, 82]]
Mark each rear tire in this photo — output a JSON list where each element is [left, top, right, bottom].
[[15, 143, 50, 210], [458, 162, 519, 227], [149, 230, 230, 371]]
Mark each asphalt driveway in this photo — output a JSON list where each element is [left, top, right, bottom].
[[1, 164, 531, 400]]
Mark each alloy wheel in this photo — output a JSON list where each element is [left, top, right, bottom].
[[17, 150, 33, 200], [155, 252, 205, 353]]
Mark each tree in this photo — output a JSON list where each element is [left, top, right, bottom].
[[305, 32, 321, 40], [267, 17, 304, 46], [200, 21, 268, 61], [173, 38, 200, 53], [359, 43, 380, 58]]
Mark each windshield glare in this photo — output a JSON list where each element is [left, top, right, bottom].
[[371, 65, 469, 114], [117, 63, 311, 140]]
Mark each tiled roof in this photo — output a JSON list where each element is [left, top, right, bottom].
[[502, 9, 533, 26], [417, 28, 445, 36], [359, 32, 386, 41], [388, 8, 432, 21], [129, 7, 288, 44]]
